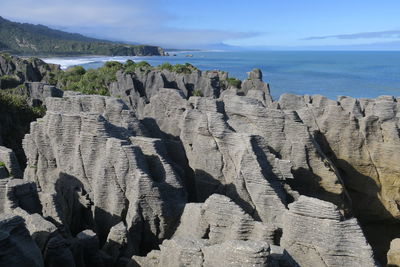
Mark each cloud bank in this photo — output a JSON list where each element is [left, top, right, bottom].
[[304, 30, 400, 40], [0, 0, 257, 48]]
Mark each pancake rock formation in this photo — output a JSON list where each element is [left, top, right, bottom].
[[0, 55, 398, 266]]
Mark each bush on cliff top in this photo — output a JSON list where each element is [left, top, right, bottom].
[[124, 60, 152, 74], [55, 61, 126, 96], [226, 77, 242, 88], [158, 62, 198, 74]]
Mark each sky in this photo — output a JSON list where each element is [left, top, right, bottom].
[[1, 0, 400, 50]]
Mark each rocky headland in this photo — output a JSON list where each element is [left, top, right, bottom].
[[0, 53, 399, 266]]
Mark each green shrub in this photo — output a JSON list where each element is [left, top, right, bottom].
[[226, 77, 241, 88], [0, 161, 5, 168], [158, 62, 198, 74], [55, 61, 123, 95], [67, 65, 86, 76], [158, 62, 174, 72], [124, 60, 151, 74], [136, 61, 151, 70], [192, 89, 203, 97], [104, 61, 123, 70], [0, 91, 45, 167], [0, 53, 12, 62]]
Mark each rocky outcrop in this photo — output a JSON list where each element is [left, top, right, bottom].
[[0, 146, 22, 178], [0, 213, 44, 267], [130, 238, 274, 267], [22, 94, 187, 259], [278, 93, 400, 263], [0, 53, 60, 88], [281, 196, 376, 266], [174, 194, 277, 244], [16, 82, 64, 107], [1, 59, 397, 266], [242, 68, 273, 106], [109, 68, 229, 118]]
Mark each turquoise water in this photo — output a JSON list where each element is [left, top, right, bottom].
[[43, 51, 400, 100]]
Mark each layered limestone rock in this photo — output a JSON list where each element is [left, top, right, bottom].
[[278, 93, 400, 263], [0, 146, 22, 178], [281, 195, 376, 267], [130, 238, 273, 267], [0, 53, 60, 88], [109, 68, 229, 117], [0, 213, 44, 267], [22, 94, 187, 258], [1, 62, 396, 266], [141, 87, 348, 228], [174, 194, 277, 244], [242, 68, 273, 106], [278, 94, 400, 221], [16, 82, 64, 107], [0, 146, 22, 213]]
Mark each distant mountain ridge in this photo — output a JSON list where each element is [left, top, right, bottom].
[[0, 16, 165, 56]]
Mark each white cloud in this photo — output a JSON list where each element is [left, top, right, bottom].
[[0, 0, 257, 48]]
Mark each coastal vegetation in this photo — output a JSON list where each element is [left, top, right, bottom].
[[0, 16, 165, 56], [0, 90, 45, 164], [226, 77, 242, 88], [55, 61, 203, 95], [158, 62, 198, 74]]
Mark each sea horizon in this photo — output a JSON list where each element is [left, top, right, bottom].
[[42, 50, 400, 100]]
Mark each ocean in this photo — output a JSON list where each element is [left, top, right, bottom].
[[42, 51, 400, 100]]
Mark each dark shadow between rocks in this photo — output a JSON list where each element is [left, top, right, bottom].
[[140, 117, 197, 202], [194, 169, 258, 222], [314, 130, 399, 266], [55, 173, 94, 237]]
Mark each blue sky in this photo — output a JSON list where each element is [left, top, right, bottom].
[[2, 0, 400, 49]]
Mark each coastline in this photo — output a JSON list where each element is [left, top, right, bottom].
[[41, 50, 400, 99]]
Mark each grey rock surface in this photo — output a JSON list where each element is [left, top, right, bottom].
[[241, 68, 273, 106], [0, 213, 44, 267], [1, 59, 394, 266], [16, 82, 64, 107], [0, 145, 22, 178], [278, 93, 400, 263], [0, 54, 60, 88], [23, 94, 186, 257], [131, 238, 273, 267], [174, 194, 276, 245], [281, 195, 376, 267]]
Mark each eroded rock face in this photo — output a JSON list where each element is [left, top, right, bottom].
[[281, 196, 376, 267], [174, 194, 277, 245], [0, 54, 60, 87], [131, 237, 273, 267], [23, 94, 187, 257], [0, 214, 44, 267], [278, 93, 400, 263], [16, 82, 64, 107], [1, 64, 395, 266], [0, 146, 22, 178], [109, 68, 228, 117]]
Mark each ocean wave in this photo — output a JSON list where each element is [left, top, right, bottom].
[[41, 56, 141, 69]]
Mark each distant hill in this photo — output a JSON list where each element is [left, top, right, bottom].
[[0, 16, 165, 56]]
